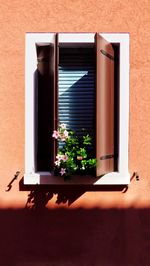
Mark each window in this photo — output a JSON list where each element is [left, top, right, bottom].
[[24, 32, 130, 185]]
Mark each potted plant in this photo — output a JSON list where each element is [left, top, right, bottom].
[[52, 124, 96, 180]]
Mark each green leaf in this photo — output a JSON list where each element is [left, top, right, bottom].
[[83, 134, 92, 145]]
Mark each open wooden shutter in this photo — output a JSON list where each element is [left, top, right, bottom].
[[96, 33, 114, 176], [36, 34, 57, 171], [54, 33, 59, 162]]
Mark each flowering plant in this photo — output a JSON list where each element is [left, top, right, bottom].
[[52, 124, 96, 179]]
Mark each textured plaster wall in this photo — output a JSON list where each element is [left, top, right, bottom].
[[0, 0, 150, 208]]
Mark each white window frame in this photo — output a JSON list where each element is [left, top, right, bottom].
[[24, 32, 130, 185]]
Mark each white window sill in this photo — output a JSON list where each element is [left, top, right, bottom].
[[24, 172, 130, 185]]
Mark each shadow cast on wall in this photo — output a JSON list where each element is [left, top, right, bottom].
[[6, 171, 139, 210], [19, 178, 127, 209]]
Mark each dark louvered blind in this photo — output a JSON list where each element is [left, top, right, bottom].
[[58, 48, 96, 142]]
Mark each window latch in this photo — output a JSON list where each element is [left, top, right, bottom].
[[100, 154, 117, 160], [100, 49, 114, 61]]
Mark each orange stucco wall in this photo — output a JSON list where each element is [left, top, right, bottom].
[[0, 1, 150, 265], [0, 0, 150, 209]]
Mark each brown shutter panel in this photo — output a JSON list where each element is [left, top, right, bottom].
[[36, 34, 57, 171], [53, 33, 59, 163], [96, 33, 114, 176]]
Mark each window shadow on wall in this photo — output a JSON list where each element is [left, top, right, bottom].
[[0, 207, 149, 265], [19, 178, 127, 208]]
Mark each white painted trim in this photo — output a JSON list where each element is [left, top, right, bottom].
[[58, 33, 95, 44], [24, 172, 130, 185], [24, 32, 130, 185]]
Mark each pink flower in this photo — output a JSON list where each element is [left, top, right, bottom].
[[60, 123, 66, 129], [52, 130, 59, 139], [56, 154, 63, 160], [60, 130, 69, 141], [55, 160, 60, 166], [56, 154, 68, 162], [60, 168, 66, 176], [64, 130, 68, 138], [61, 137, 66, 142], [62, 154, 68, 162], [77, 156, 83, 161]]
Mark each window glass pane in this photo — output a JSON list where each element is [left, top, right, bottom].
[[58, 47, 96, 157]]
